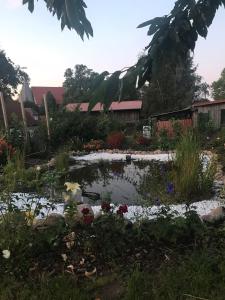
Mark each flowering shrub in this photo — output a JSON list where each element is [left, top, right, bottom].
[[83, 139, 104, 151], [136, 135, 150, 146], [0, 138, 15, 165], [106, 132, 125, 149], [116, 204, 128, 216], [101, 201, 112, 213]]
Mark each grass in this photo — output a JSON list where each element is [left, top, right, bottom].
[[172, 131, 216, 203]]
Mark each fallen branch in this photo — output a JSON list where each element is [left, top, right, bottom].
[[183, 294, 209, 300]]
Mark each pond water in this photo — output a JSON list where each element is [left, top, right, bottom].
[[67, 159, 168, 205]]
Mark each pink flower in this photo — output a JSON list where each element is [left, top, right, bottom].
[[81, 207, 90, 215], [101, 201, 111, 213], [116, 204, 128, 216]]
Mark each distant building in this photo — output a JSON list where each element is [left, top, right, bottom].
[[66, 100, 143, 123], [192, 99, 225, 129], [20, 81, 34, 103], [31, 87, 64, 106], [150, 99, 225, 134], [0, 99, 38, 129]]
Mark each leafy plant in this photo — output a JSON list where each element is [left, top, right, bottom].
[[107, 132, 125, 149]]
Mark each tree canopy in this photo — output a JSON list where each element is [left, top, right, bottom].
[[212, 68, 225, 100], [141, 55, 204, 116], [63, 64, 99, 104], [0, 50, 29, 98]]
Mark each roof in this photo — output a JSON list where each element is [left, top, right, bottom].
[[151, 107, 192, 119], [66, 100, 142, 112], [0, 99, 38, 127], [193, 99, 225, 107], [31, 87, 64, 106]]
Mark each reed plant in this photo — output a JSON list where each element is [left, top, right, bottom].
[[173, 131, 216, 203]]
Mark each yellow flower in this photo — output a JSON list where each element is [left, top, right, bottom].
[[64, 182, 81, 194]]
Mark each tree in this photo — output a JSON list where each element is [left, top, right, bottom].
[[198, 82, 210, 99], [0, 50, 29, 98], [63, 64, 100, 104], [141, 54, 203, 116], [23, 0, 225, 103], [212, 68, 225, 100], [23, 0, 93, 39]]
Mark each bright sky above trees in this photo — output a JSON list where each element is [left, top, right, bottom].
[[0, 0, 225, 87]]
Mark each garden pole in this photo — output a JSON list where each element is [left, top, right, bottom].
[[0, 92, 9, 134], [43, 94, 51, 141], [19, 94, 28, 143]]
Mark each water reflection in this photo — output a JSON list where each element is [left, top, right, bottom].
[[68, 160, 166, 205]]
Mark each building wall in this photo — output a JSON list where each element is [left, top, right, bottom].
[[110, 110, 140, 123], [193, 104, 225, 128]]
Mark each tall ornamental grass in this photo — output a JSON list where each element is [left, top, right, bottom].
[[173, 131, 216, 203]]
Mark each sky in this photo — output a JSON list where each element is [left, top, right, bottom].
[[0, 0, 225, 88]]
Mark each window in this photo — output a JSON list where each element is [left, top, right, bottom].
[[221, 110, 225, 126]]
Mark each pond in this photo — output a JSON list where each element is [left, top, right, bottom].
[[68, 159, 170, 205]]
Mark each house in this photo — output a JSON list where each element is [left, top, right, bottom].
[[192, 99, 225, 129], [0, 99, 38, 130], [65, 100, 143, 123], [150, 99, 225, 135], [31, 87, 64, 106]]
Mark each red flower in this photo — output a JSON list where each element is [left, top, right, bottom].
[[83, 215, 94, 225], [116, 204, 128, 216], [101, 201, 111, 213], [81, 207, 90, 215]]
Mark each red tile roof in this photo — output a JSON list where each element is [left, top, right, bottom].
[[193, 99, 225, 107], [66, 100, 142, 112], [31, 87, 64, 106], [0, 99, 37, 127]]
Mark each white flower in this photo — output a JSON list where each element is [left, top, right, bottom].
[[36, 165, 41, 171], [64, 182, 81, 194], [2, 250, 10, 259], [61, 253, 67, 262]]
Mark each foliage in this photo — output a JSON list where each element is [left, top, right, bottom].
[[63, 65, 99, 104], [136, 0, 225, 87], [141, 55, 204, 116], [23, 0, 93, 39], [0, 50, 29, 98], [172, 131, 216, 203], [55, 151, 69, 173], [49, 111, 124, 149], [212, 68, 225, 100], [107, 132, 125, 149], [7, 114, 25, 151], [83, 140, 104, 151], [0, 138, 14, 166], [3, 152, 37, 191], [136, 135, 150, 146], [158, 129, 171, 151]]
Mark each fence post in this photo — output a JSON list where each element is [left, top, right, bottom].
[[43, 94, 51, 141], [0, 92, 9, 134], [19, 94, 28, 143]]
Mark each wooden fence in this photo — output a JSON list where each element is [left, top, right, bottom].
[[156, 118, 193, 137]]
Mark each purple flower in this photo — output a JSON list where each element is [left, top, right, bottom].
[[166, 182, 174, 194]]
